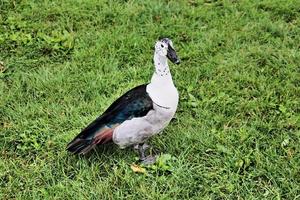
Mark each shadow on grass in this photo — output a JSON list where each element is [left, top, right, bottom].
[[68, 142, 136, 165]]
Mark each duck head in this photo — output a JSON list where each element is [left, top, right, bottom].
[[154, 38, 180, 64]]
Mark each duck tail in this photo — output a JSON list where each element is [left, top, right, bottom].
[[66, 129, 114, 155]]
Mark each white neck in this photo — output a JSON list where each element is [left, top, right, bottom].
[[150, 52, 173, 85], [146, 51, 178, 109]]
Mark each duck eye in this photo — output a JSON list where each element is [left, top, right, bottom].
[[161, 44, 164, 48]]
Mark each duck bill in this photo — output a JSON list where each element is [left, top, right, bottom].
[[167, 46, 180, 64]]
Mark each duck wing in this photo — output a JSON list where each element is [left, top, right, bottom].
[[66, 84, 153, 154]]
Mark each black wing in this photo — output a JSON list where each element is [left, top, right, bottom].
[[66, 84, 153, 154]]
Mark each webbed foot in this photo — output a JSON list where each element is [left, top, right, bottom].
[[140, 155, 157, 165], [135, 143, 157, 165]]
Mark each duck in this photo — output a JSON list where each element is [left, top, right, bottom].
[[66, 38, 180, 164]]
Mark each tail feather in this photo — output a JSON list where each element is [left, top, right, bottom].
[[80, 144, 96, 155], [66, 128, 114, 155], [66, 138, 92, 154]]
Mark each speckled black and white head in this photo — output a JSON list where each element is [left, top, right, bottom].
[[155, 38, 180, 64]]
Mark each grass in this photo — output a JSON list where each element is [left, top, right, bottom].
[[0, 0, 300, 199]]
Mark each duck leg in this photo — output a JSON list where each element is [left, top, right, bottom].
[[136, 143, 157, 165]]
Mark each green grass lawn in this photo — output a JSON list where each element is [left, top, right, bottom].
[[1, 0, 300, 199]]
